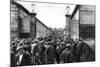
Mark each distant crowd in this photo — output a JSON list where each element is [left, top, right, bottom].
[[10, 36, 95, 67]]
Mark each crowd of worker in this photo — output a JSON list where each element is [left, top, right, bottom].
[[10, 36, 95, 67]]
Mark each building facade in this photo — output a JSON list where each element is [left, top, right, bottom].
[[79, 5, 95, 40], [65, 5, 95, 50], [36, 18, 53, 38], [65, 5, 95, 41], [10, 0, 53, 39]]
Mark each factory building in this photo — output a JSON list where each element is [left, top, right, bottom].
[[10, 0, 53, 39], [65, 5, 95, 40], [65, 5, 95, 50]]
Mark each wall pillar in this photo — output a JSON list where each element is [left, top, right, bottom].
[[29, 13, 37, 39], [65, 15, 71, 39]]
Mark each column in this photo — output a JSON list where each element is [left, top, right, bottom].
[[65, 15, 71, 39], [29, 13, 37, 39]]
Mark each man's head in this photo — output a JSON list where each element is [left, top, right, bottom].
[[61, 42, 66, 46], [38, 41, 44, 45], [17, 47, 25, 55], [34, 38, 39, 43], [45, 41, 51, 45], [66, 44, 71, 50]]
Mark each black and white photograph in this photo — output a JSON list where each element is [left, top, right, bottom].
[[10, 0, 95, 67]]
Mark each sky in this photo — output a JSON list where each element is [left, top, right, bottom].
[[16, 1, 76, 28]]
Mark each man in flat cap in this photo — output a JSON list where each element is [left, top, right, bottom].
[[31, 38, 40, 64], [16, 46, 31, 66], [34, 40, 46, 64], [60, 44, 74, 63], [44, 41, 56, 64], [31, 38, 39, 56]]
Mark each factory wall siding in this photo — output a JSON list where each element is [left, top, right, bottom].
[[11, 1, 53, 39], [70, 10, 79, 40], [10, 2, 19, 39], [36, 20, 53, 38], [70, 20, 79, 40], [36, 20, 47, 38], [80, 10, 95, 24], [11, 1, 31, 39], [79, 5, 95, 40]]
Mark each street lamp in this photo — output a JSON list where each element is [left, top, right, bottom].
[[66, 6, 70, 15], [31, 4, 36, 13]]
